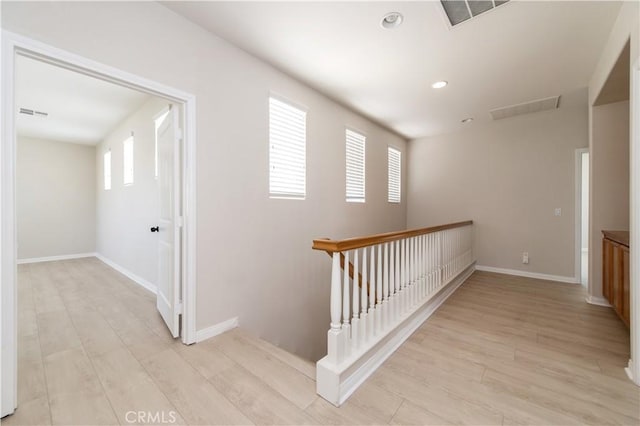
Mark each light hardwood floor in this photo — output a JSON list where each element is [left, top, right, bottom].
[[7, 258, 639, 425]]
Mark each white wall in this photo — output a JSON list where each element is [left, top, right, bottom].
[[16, 136, 96, 260], [587, 1, 638, 304], [587, 0, 639, 382], [589, 100, 630, 299], [1, 1, 407, 360], [407, 88, 588, 280], [96, 96, 168, 289]]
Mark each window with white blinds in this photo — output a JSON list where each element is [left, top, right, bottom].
[[123, 136, 134, 186], [345, 129, 366, 203], [269, 97, 307, 199], [103, 151, 111, 191], [388, 146, 401, 203]]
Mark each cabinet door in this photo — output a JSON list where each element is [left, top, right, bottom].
[[603, 239, 613, 302], [622, 249, 630, 326], [612, 244, 622, 315]]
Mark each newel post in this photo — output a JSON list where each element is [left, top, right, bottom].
[[327, 252, 344, 364]]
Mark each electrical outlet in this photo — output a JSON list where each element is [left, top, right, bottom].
[[554, 208, 562, 216], [522, 252, 529, 264]]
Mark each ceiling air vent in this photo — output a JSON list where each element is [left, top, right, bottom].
[[19, 108, 48, 118], [441, 0, 510, 27], [489, 95, 560, 120]]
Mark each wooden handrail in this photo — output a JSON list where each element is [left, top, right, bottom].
[[312, 220, 473, 253], [321, 250, 368, 292]]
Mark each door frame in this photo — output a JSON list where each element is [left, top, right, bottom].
[[574, 147, 589, 286], [628, 56, 640, 386], [1, 30, 198, 416]]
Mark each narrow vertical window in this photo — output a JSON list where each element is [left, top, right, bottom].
[[388, 146, 401, 203], [346, 129, 366, 203], [123, 136, 134, 185], [154, 108, 170, 179], [269, 97, 306, 199], [103, 151, 111, 190]]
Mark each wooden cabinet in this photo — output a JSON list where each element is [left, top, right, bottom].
[[602, 230, 630, 328]]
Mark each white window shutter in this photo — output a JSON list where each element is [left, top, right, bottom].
[[388, 147, 401, 203], [103, 151, 111, 190], [269, 97, 306, 199], [123, 136, 134, 185], [346, 129, 365, 202]]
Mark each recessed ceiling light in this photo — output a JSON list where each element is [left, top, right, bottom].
[[432, 81, 448, 89], [381, 12, 403, 29], [461, 117, 474, 123]]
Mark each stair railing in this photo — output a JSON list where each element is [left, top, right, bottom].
[[312, 220, 474, 406]]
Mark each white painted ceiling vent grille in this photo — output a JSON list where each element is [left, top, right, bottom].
[[441, 0, 509, 27], [19, 108, 48, 118], [489, 95, 560, 120]]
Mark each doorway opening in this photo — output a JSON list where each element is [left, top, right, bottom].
[[580, 150, 590, 286], [1, 31, 197, 418]]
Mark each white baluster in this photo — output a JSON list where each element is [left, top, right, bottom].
[[445, 230, 449, 280], [395, 240, 400, 320], [427, 234, 432, 294], [361, 246, 368, 346], [388, 241, 396, 326], [376, 243, 383, 335], [395, 240, 400, 293], [420, 235, 425, 300], [402, 238, 409, 314], [458, 228, 461, 272], [409, 237, 415, 307], [415, 236, 420, 302], [327, 252, 344, 364], [369, 245, 376, 338], [443, 231, 447, 281], [418, 236, 423, 301], [426, 235, 430, 294], [412, 237, 417, 307], [432, 234, 436, 289], [343, 250, 351, 357], [408, 237, 412, 307], [382, 242, 389, 329], [352, 249, 359, 350], [438, 232, 443, 287]]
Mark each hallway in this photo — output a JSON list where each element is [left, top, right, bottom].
[[10, 259, 639, 425]]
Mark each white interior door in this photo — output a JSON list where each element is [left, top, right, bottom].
[[155, 105, 181, 337]]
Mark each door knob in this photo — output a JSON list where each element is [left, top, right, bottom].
[[150, 226, 159, 233]]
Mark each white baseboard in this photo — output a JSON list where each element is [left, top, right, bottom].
[[475, 265, 579, 284], [625, 359, 640, 386], [95, 253, 157, 294], [317, 263, 475, 406], [17, 252, 97, 264], [196, 317, 239, 343], [585, 294, 611, 307]]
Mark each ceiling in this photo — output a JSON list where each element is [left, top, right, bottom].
[[16, 55, 150, 145], [164, 1, 621, 139]]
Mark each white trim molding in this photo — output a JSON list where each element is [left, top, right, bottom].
[[627, 57, 640, 387], [95, 253, 157, 295], [317, 263, 475, 406], [585, 294, 611, 307], [195, 317, 239, 343], [575, 147, 590, 287], [17, 252, 97, 265], [475, 265, 579, 284]]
